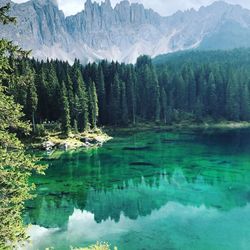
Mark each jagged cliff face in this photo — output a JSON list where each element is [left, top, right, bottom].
[[1, 0, 250, 63], [64, 0, 164, 63]]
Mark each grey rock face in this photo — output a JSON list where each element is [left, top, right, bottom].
[[1, 0, 250, 63]]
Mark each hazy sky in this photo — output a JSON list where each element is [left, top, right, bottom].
[[12, 0, 250, 16]]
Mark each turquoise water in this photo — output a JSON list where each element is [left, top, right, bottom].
[[24, 129, 250, 250]]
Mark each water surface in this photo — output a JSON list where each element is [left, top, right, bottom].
[[24, 129, 250, 250]]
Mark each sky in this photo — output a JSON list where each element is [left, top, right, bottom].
[[12, 0, 250, 17]]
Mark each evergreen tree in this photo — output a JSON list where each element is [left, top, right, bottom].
[[136, 56, 151, 120], [72, 67, 89, 131], [26, 70, 38, 132], [7, 60, 28, 108], [240, 83, 250, 121], [174, 73, 186, 111], [127, 67, 137, 125], [160, 87, 167, 123], [36, 67, 49, 121], [45, 63, 60, 121], [60, 82, 71, 135], [207, 72, 217, 117], [213, 66, 225, 117], [96, 65, 106, 125], [120, 81, 129, 125], [194, 96, 204, 122], [77, 79, 89, 131], [88, 81, 99, 128], [186, 67, 196, 112], [152, 70, 161, 122], [76, 83, 89, 131], [65, 71, 75, 126], [0, 5, 44, 248], [226, 74, 240, 121], [109, 74, 121, 125]]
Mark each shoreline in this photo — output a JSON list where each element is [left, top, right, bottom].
[[106, 121, 250, 133], [25, 121, 250, 153]]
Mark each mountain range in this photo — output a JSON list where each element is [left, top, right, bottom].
[[1, 0, 250, 63]]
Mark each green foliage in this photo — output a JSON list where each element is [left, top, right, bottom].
[[60, 82, 71, 135], [0, 85, 45, 249], [8, 49, 250, 130], [0, 5, 45, 249], [2, 24, 250, 144], [34, 124, 47, 137], [88, 81, 99, 128], [95, 65, 106, 125], [226, 75, 240, 121], [25, 68, 38, 132], [109, 74, 121, 125], [7, 49, 250, 132], [72, 65, 89, 131], [120, 81, 128, 125]]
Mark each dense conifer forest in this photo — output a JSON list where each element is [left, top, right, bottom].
[[6, 49, 250, 135]]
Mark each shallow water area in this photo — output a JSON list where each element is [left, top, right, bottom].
[[24, 128, 250, 250]]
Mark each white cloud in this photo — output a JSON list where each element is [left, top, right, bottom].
[[11, 0, 250, 17], [21, 203, 250, 250]]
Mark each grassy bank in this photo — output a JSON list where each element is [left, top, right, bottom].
[[25, 127, 112, 151]]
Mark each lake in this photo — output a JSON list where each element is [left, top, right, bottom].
[[24, 128, 250, 250]]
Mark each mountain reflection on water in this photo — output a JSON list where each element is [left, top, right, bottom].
[[24, 129, 250, 250]]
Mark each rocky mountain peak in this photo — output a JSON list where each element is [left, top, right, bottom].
[[0, 0, 11, 6], [101, 0, 112, 11], [84, 0, 93, 9], [1, 0, 250, 63], [32, 0, 58, 7]]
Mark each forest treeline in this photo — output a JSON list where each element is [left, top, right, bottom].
[[6, 49, 250, 135]]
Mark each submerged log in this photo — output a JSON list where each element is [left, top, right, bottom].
[[123, 146, 151, 151], [129, 162, 155, 166]]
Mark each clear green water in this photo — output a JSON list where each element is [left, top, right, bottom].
[[24, 129, 250, 250]]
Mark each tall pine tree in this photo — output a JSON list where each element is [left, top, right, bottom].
[[88, 81, 99, 128], [60, 82, 71, 135]]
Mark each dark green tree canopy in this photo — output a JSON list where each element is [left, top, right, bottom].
[[0, 4, 44, 249]]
